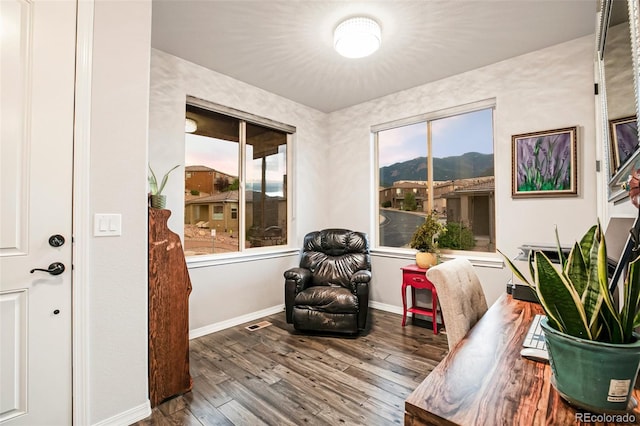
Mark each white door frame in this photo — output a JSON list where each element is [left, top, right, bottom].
[[72, 0, 94, 423]]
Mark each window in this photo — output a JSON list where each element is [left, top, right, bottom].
[[184, 102, 292, 256], [213, 205, 223, 220], [376, 106, 495, 252]]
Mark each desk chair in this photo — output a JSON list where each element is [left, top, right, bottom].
[[426, 258, 488, 350]]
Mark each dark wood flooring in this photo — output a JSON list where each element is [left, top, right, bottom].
[[133, 309, 449, 425]]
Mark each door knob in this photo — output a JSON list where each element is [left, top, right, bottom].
[[30, 262, 65, 276]]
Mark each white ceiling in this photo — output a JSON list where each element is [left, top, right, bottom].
[[151, 1, 598, 113]]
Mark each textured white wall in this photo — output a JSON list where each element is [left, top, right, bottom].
[[89, 1, 151, 423], [188, 256, 297, 330], [149, 49, 328, 331], [372, 256, 508, 309], [328, 35, 598, 307], [149, 49, 330, 240]]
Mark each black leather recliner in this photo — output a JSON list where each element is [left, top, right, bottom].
[[284, 229, 371, 334]]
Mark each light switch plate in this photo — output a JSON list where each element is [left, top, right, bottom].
[[94, 214, 122, 237]]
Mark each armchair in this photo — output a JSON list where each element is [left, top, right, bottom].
[[284, 229, 371, 334]]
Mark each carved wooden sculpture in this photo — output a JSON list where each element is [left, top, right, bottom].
[[148, 208, 192, 407]]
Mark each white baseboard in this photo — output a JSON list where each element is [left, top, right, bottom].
[[370, 301, 403, 315], [189, 304, 285, 339], [92, 400, 151, 426], [189, 302, 413, 340]]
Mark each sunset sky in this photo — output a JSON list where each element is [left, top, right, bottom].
[[378, 108, 494, 168], [185, 133, 239, 176], [186, 108, 494, 181], [185, 133, 287, 196]]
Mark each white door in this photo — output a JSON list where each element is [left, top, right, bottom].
[[1, 0, 76, 424]]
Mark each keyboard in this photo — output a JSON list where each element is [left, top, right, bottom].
[[523, 314, 547, 351]]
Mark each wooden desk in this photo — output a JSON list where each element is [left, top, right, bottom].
[[405, 294, 640, 425]]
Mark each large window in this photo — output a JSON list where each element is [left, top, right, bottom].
[[377, 106, 495, 252], [184, 103, 291, 256]]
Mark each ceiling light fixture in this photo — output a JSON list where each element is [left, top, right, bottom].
[[185, 118, 198, 133], [334, 17, 381, 59]]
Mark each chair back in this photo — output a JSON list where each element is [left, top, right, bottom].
[[300, 229, 370, 288], [426, 258, 488, 350]]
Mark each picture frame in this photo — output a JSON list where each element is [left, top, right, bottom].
[[512, 126, 577, 198], [609, 115, 639, 175]]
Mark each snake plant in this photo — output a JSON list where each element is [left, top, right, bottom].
[[500, 223, 640, 344]]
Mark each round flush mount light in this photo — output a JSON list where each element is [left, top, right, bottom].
[[333, 17, 381, 59], [185, 118, 198, 133]]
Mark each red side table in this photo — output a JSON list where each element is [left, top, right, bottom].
[[401, 264, 441, 334]]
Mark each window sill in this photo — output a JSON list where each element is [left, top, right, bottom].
[[186, 247, 300, 269], [371, 248, 504, 269]]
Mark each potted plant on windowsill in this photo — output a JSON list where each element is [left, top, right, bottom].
[[148, 165, 179, 209], [409, 210, 444, 268], [500, 221, 640, 414]]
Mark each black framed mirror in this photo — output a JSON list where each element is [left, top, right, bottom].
[[599, 0, 640, 202]]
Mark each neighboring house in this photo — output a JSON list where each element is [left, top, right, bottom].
[[185, 190, 239, 234], [185, 165, 236, 195], [379, 180, 456, 212], [379, 181, 428, 210], [379, 177, 495, 250], [185, 165, 240, 235], [433, 181, 457, 212], [184, 190, 287, 247], [442, 177, 495, 251]]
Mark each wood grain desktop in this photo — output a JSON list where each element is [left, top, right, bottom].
[[405, 294, 640, 425]]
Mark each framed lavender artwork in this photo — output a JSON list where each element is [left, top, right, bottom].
[[609, 116, 638, 174], [512, 126, 577, 198]]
